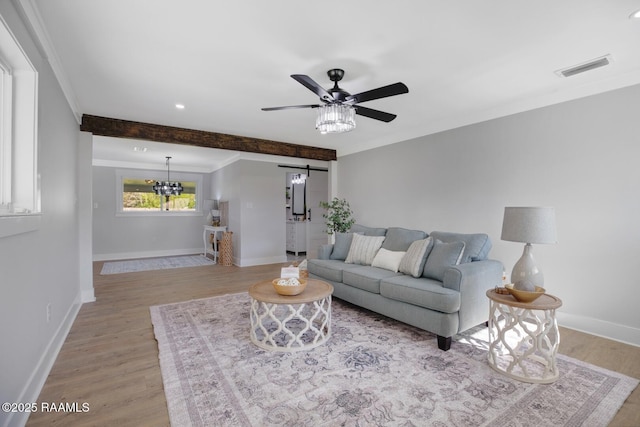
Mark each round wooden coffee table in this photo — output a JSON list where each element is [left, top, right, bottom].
[[248, 279, 333, 352]]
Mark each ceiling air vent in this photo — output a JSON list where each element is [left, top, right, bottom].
[[555, 55, 612, 78]]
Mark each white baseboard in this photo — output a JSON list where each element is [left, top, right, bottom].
[[556, 311, 640, 348], [93, 247, 203, 262], [94, 250, 288, 268], [5, 295, 82, 427], [81, 289, 96, 303], [237, 255, 288, 267]]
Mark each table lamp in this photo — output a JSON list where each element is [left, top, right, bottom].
[[203, 199, 215, 224], [501, 207, 557, 290]]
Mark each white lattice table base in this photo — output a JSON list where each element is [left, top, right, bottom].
[[248, 279, 333, 352], [487, 290, 562, 384]]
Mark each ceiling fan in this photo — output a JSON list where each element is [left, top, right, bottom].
[[262, 69, 409, 133]]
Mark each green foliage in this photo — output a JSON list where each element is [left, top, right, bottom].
[[123, 192, 160, 209], [123, 192, 196, 211], [319, 198, 355, 234]]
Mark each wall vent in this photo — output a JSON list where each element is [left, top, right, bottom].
[[555, 55, 612, 78]]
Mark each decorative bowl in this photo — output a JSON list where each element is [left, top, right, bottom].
[[505, 283, 545, 303], [272, 278, 307, 296]]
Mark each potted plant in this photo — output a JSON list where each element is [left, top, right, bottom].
[[319, 198, 355, 235]]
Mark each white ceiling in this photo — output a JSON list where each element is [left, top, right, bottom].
[[23, 0, 640, 172]]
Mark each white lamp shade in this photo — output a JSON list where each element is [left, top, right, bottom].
[[501, 207, 557, 244]]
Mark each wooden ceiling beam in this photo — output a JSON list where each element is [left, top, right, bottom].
[[80, 115, 337, 161]]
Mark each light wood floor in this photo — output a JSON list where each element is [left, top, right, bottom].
[[27, 259, 639, 426]]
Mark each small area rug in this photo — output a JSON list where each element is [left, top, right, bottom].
[[100, 255, 214, 275], [150, 293, 637, 427]]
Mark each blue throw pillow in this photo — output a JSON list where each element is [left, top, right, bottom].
[[330, 232, 356, 260], [422, 239, 466, 281]]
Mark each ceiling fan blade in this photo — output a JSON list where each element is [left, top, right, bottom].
[[291, 74, 334, 102], [346, 82, 409, 104], [261, 104, 321, 111], [354, 105, 397, 122]]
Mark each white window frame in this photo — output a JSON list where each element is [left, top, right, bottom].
[[0, 56, 12, 209], [115, 169, 204, 217], [0, 14, 40, 238]]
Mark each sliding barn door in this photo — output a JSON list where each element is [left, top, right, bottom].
[[305, 170, 329, 259]]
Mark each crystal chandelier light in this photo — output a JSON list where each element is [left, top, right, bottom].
[[315, 104, 356, 134], [153, 156, 183, 210]]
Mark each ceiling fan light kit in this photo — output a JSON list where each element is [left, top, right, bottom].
[[262, 68, 408, 134], [316, 104, 356, 134]]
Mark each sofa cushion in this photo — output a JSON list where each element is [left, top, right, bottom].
[[307, 259, 361, 283], [371, 248, 406, 273], [330, 232, 359, 260], [429, 231, 492, 263], [381, 275, 461, 313], [343, 266, 402, 294], [422, 239, 465, 281], [345, 234, 386, 265], [381, 227, 427, 252], [398, 237, 433, 278], [350, 224, 387, 236]]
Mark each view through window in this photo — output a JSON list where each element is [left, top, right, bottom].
[[122, 178, 196, 212]]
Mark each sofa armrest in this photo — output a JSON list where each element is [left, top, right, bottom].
[[442, 259, 504, 332], [318, 244, 334, 260]]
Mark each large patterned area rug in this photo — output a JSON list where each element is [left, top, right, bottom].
[[150, 293, 638, 427], [100, 255, 214, 275]]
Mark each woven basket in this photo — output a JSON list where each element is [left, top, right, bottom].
[[272, 278, 307, 296], [220, 231, 233, 266]]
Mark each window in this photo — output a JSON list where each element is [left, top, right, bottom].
[[0, 56, 11, 212], [116, 169, 203, 216], [122, 178, 196, 212], [0, 15, 39, 237]]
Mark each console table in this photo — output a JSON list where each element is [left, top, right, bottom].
[[203, 225, 226, 264], [486, 289, 563, 383]]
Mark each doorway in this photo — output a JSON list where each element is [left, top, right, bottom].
[[285, 170, 328, 260]]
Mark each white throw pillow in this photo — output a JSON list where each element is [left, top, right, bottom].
[[398, 237, 433, 277], [371, 248, 407, 273], [345, 234, 386, 265]]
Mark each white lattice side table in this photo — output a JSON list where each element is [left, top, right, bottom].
[[486, 289, 563, 384], [248, 279, 333, 352]]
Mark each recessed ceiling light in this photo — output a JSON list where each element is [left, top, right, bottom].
[[175, 104, 185, 109], [133, 146, 147, 152], [630, 8, 640, 19]]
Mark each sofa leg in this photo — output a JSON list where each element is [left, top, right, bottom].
[[437, 335, 451, 351]]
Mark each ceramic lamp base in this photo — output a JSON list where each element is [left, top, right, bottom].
[[511, 243, 544, 288]]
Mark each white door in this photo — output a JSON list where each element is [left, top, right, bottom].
[[305, 170, 329, 259]]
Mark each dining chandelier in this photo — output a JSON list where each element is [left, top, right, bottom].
[[153, 156, 183, 210], [315, 104, 356, 134]]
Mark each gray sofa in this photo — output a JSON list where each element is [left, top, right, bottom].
[[308, 224, 503, 351]]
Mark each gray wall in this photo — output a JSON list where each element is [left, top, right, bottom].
[[0, 3, 85, 426], [211, 158, 330, 266], [338, 83, 640, 346], [91, 158, 325, 265], [212, 159, 289, 266], [92, 165, 211, 260]]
